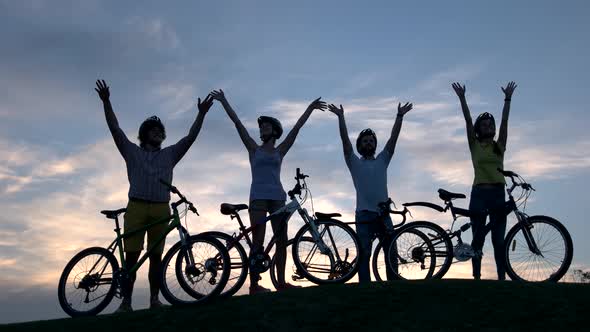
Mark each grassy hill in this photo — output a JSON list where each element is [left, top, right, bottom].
[[3, 279, 589, 332]]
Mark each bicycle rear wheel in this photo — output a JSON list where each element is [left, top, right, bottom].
[[505, 215, 573, 282], [385, 221, 453, 279], [58, 247, 119, 317], [383, 228, 436, 280], [200, 231, 248, 298], [292, 219, 360, 285], [160, 234, 230, 305]]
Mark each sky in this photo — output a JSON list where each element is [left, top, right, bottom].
[[1, 0, 589, 324]]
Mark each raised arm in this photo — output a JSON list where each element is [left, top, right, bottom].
[[95, 80, 132, 155], [95, 80, 120, 133], [210, 89, 258, 152], [170, 95, 214, 164], [452, 82, 476, 146], [186, 95, 214, 143], [277, 97, 327, 156], [327, 104, 354, 158], [497, 81, 517, 148], [384, 102, 413, 156]]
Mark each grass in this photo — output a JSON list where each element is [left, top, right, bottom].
[[3, 279, 589, 332]]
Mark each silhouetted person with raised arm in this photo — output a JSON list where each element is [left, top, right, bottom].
[[95, 80, 213, 312], [210, 89, 326, 294], [328, 101, 413, 283], [452, 81, 517, 280]]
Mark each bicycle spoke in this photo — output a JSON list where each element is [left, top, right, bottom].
[[506, 219, 570, 281]]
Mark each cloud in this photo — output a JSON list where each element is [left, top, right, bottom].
[[125, 16, 181, 52]]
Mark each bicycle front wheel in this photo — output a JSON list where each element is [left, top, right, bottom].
[[270, 237, 317, 289], [160, 234, 230, 305], [292, 219, 360, 285], [505, 215, 573, 282], [57, 247, 119, 317], [383, 228, 436, 280]]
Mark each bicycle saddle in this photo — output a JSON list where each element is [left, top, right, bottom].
[[315, 212, 342, 219], [100, 208, 127, 219], [438, 189, 466, 201], [220, 203, 249, 215]]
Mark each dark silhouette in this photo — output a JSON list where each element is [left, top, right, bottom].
[[452, 81, 516, 280], [210, 89, 326, 294], [401, 168, 573, 282], [95, 79, 213, 312], [327, 101, 412, 283]]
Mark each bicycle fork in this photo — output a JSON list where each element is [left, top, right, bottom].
[[299, 208, 332, 255], [177, 226, 219, 286], [513, 211, 543, 256]]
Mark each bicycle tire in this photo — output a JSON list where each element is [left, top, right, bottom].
[[160, 234, 230, 305], [504, 215, 573, 282], [292, 219, 360, 285], [58, 247, 119, 317], [200, 231, 248, 298], [270, 237, 317, 289], [381, 227, 436, 280], [381, 221, 453, 279]]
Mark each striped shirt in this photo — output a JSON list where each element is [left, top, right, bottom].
[[112, 127, 193, 202]]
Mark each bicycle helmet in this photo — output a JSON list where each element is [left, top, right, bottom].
[[257, 116, 283, 139], [138, 115, 166, 147], [356, 128, 377, 154]]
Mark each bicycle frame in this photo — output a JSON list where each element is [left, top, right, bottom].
[[226, 196, 330, 258], [405, 179, 542, 259], [90, 203, 192, 283]]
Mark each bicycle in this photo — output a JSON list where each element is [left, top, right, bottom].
[[397, 168, 573, 282], [202, 168, 361, 297], [57, 181, 231, 317], [273, 198, 436, 284]]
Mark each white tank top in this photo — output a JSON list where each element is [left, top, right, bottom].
[[249, 147, 286, 202]]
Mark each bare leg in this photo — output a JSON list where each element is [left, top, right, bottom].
[[249, 209, 267, 286], [271, 215, 288, 285]]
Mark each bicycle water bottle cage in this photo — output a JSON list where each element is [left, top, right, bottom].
[[454, 243, 476, 261]]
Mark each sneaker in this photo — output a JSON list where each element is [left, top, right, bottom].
[[150, 298, 169, 310], [249, 284, 272, 295], [276, 283, 302, 292], [114, 302, 133, 314]]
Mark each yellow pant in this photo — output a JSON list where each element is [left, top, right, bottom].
[[123, 200, 171, 254]]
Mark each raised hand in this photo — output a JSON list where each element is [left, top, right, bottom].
[[452, 82, 466, 99], [95, 79, 110, 102], [501, 81, 517, 99], [306, 97, 327, 112], [210, 89, 227, 102], [328, 104, 344, 117], [197, 94, 214, 114], [397, 102, 413, 116]]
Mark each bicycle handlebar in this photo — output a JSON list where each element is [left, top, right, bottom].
[[159, 179, 199, 215], [288, 168, 309, 199], [378, 198, 409, 227], [497, 168, 535, 191]]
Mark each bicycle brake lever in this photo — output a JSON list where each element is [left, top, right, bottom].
[[189, 204, 199, 216]]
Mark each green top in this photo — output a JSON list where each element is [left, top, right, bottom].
[[470, 140, 506, 185]]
